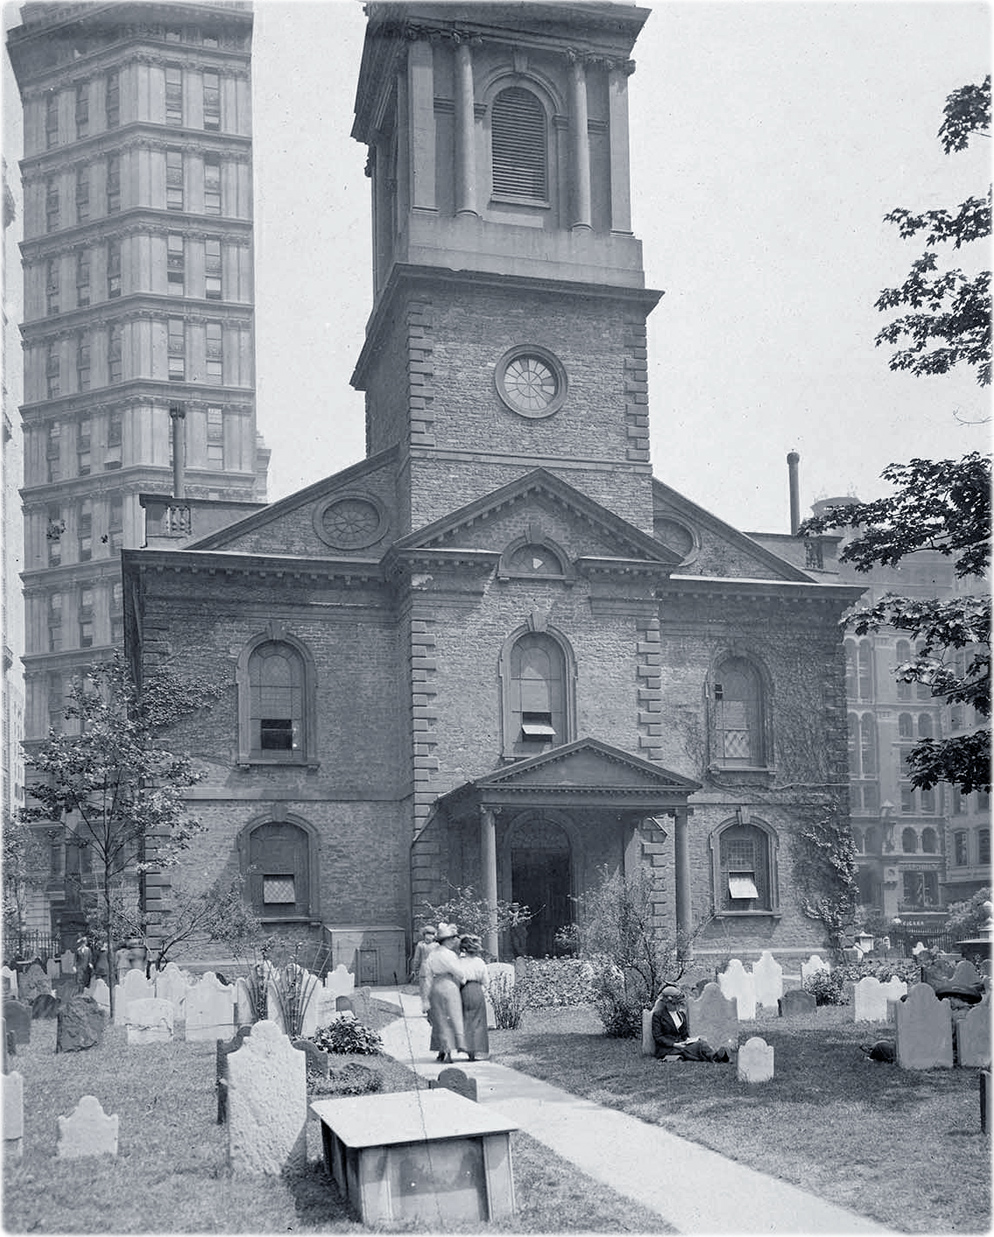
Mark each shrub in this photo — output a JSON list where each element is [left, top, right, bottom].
[[417, 885, 532, 956], [308, 1062, 382, 1097], [516, 958, 596, 1008], [804, 969, 847, 1006], [489, 972, 528, 1030], [309, 1012, 383, 1055]]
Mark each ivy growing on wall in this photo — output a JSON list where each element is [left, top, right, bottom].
[[791, 803, 860, 961]]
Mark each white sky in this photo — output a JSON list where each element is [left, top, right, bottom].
[[4, 1, 992, 536]]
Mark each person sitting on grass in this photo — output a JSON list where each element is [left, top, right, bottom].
[[651, 985, 730, 1062]]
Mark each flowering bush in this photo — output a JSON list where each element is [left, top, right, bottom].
[[309, 1012, 383, 1055], [517, 957, 596, 1007], [803, 969, 847, 1006]]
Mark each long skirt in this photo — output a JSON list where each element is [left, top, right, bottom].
[[461, 980, 489, 1058], [428, 975, 466, 1055]]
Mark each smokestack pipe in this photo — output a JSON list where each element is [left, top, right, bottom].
[[787, 450, 801, 536], [170, 404, 187, 500]]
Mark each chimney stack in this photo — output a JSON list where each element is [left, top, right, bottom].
[[787, 451, 801, 536]]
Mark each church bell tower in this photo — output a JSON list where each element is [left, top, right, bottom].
[[351, 2, 660, 536]]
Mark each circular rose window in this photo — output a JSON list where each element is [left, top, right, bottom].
[[654, 517, 698, 565], [495, 346, 567, 418], [314, 494, 387, 550]]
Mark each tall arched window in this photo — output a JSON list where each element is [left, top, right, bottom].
[[710, 817, 779, 916], [921, 827, 938, 855], [844, 641, 857, 699], [898, 713, 914, 739], [895, 640, 912, 701], [238, 816, 318, 921], [857, 640, 873, 701], [491, 87, 547, 200], [902, 827, 918, 853], [499, 627, 575, 758], [237, 632, 317, 766], [712, 656, 767, 769]]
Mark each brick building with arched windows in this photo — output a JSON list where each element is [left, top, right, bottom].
[[122, 2, 865, 978]]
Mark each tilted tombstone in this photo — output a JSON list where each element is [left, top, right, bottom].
[[216, 1026, 253, 1124], [854, 976, 890, 1023], [126, 997, 175, 1045], [688, 982, 738, 1051], [291, 1036, 330, 1078], [56, 996, 107, 1054], [3, 1000, 31, 1047], [31, 993, 61, 1020], [951, 959, 983, 989], [227, 1020, 306, 1175], [351, 986, 373, 1024], [956, 995, 991, 1068], [185, 972, 235, 1042], [718, 959, 756, 1021], [431, 1066, 478, 1103], [737, 1036, 774, 1083], [323, 964, 355, 1001], [154, 962, 189, 1019], [1, 966, 18, 999], [3, 1069, 23, 1160], [113, 969, 153, 1027], [57, 1095, 119, 1159], [752, 952, 783, 1010], [896, 981, 954, 1069], [779, 988, 817, 1017], [801, 955, 830, 984], [20, 963, 51, 1004]]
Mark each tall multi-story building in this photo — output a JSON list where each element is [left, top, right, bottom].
[[7, 1, 268, 938]]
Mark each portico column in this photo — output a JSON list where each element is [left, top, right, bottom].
[[673, 806, 692, 960], [480, 806, 499, 960], [568, 54, 592, 231], [454, 37, 478, 217]]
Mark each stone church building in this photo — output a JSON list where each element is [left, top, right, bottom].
[[123, 2, 862, 980]]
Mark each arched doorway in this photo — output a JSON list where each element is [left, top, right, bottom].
[[508, 817, 572, 957]]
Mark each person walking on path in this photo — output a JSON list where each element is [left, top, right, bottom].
[[408, 924, 437, 1013], [459, 933, 489, 1061], [425, 922, 468, 1063]]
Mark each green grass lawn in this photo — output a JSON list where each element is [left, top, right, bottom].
[[491, 1003, 992, 1234]]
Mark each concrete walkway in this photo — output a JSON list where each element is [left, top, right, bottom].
[[372, 989, 894, 1235]]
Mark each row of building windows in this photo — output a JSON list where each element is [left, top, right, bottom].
[[44, 151, 223, 232], [951, 827, 991, 868], [845, 638, 938, 703], [46, 580, 124, 653], [45, 66, 223, 148], [44, 234, 226, 314], [42, 318, 227, 399]]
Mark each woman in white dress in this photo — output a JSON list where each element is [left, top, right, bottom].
[[425, 922, 467, 1063]]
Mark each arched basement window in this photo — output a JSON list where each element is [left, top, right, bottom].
[[491, 87, 547, 199]]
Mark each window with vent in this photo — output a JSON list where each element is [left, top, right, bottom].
[[712, 818, 779, 915], [491, 87, 547, 201], [244, 821, 313, 919]]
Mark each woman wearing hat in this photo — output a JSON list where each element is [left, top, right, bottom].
[[650, 985, 730, 1062], [408, 924, 438, 1014], [423, 923, 468, 1063], [459, 934, 489, 1061]]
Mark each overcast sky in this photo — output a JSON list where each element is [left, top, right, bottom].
[[4, 1, 992, 535]]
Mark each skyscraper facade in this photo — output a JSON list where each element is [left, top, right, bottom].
[[7, 0, 268, 936]]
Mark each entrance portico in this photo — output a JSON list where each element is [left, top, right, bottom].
[[428, 739, 701, 959]]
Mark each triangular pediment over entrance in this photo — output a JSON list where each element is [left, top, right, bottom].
[[437, 738, 701, 823]]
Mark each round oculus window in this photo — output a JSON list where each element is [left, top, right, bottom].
[[314, 494, 387, 550], [496, 346, 567, 418]]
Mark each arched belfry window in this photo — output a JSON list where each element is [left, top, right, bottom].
[[491, 87, 547, 200], [710, 655, 769, 770], [499, 626, 576, 758], [709, 815, 780, 917], [237, 631, 318, 767]]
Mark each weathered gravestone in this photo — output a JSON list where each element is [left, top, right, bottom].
[[641, 1009, 655, 1057], [46, 958, 60, 983], [335, 995, 353, 1013], [882, 977, 908, 1020], [126, 997, 175, 1045], [186, 972, 235, 1042], [56, 995, 107, 1053], [854, 976, 893, 1023], [324, 964, 355, 1001], [113, 969, 153, 1027], [752, 952, 783, 1010], [688, 982, 738, 1052], [87, 977, 110, 1014], [311, 989, 338, 1029], [227, 1020, 306, 1175], [951, 959, 983, 989], [801, 955, 830, 985], [57, 1095, 118, 1159], [431, 1066, 478, 1103], [3, 1000, 31, 1047], [1, 966, 18, 998], [779, 988, 817, 1017], [292, 1036, 331, 1078], [233, 976, 256, 1027], [31, 992, 60, 1020], [956, 995, 991, 1068], [3, 1069, 23, 1160], [297, 972, 323, 1038], [20, 962, 51, 1004], [154, 962, 189, 1019], [216, 1026, 253, 1123], [896, 982, 953, 1069], [718, 959, 756, 1021], [351, 986, 373, 1024], [737, 1036, 774, 1083], [60, 949, 76, 977]]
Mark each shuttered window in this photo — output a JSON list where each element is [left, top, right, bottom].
[[491, 87, 547, 199]]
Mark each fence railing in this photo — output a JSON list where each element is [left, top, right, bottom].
[[3, 929, 60, 963]]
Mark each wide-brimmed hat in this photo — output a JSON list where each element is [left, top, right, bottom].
[[460, 934, 483, 954], [659, 985, 684, 1001], [436, 922, 459, 942]]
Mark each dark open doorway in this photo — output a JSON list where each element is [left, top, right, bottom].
[[511, 833, 571, 958]]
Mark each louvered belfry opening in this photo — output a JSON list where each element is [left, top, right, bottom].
[[491, 87, 547, 198]]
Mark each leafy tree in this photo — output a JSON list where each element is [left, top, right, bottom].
[[875, 76, 991, 387], [943, 887, 992, 940], [803, 453, 990, 794], [417, 884, 532, 958], [19, 654, 223, 1009], [2, 809, 47, 959]]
